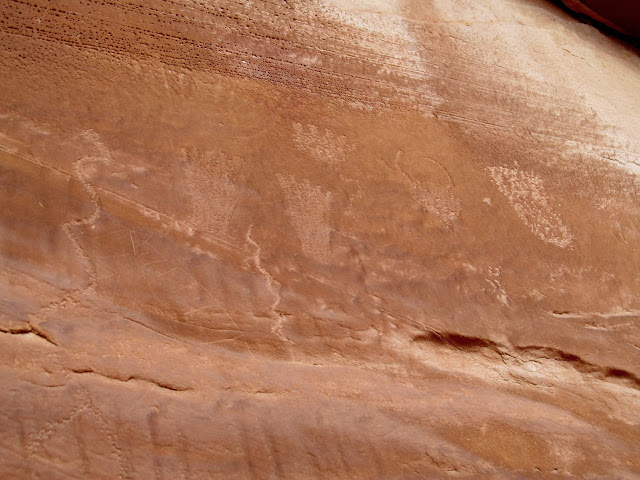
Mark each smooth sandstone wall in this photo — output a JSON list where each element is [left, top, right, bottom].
[[1, 1, 639, 478]]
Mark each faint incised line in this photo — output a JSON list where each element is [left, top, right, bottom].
[[387, 151, 461, 226], [174, 282, 197, 293], [221, 306, 255, 359], [129, 230, 137, 256], [183, 304, 218, 315], [141, 263, 257, 355]]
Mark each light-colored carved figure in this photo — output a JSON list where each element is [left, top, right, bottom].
[[277, 174, 332, 262], [36, 130, 112, 317], [486, 266, 510, 307], [182, 148, 241, 235], [410, 184, 461, 226], [489, 165, 573, 248], [292, 123, 351, 165], [66, 131, 114, 295]]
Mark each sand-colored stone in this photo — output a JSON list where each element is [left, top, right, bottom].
[[1, 1, 639, 478]]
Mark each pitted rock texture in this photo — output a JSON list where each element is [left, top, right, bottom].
[[1, 1, 640, 479]]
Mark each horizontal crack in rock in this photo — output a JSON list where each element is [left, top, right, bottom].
[[412, 331, 640, 390], [0, 324, 58, 346], [70, 368, 191, 392]]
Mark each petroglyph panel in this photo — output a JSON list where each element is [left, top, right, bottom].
[[2, 0, 640, 478], [292, 123, 351, 165], [278, 174, 333, 262], [182, 147, 242, 235], [489, 165, 574, 248]]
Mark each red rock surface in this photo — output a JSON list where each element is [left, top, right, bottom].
[[1, 1, 640, 479]]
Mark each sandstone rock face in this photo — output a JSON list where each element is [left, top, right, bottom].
[[1, 1, 640, 479]]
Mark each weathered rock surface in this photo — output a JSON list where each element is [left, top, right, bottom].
[[1, 1, 640, 478]]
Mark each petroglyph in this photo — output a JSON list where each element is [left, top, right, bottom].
[[29, 130, 113, 322], [391, 151, 461, 226], [3, 0, 640, 478], [182, 147, 242, 235], [292, 123, 351, 165], [277, 174, 332, 262], [486, 267, 510, 307], [410, 184, 462, 226], [66, 130, 114, 293], [489, 165, 573, 248], [26, 397, 128, 480]]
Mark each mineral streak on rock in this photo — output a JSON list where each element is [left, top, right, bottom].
[[1, 0, 640, 479]]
